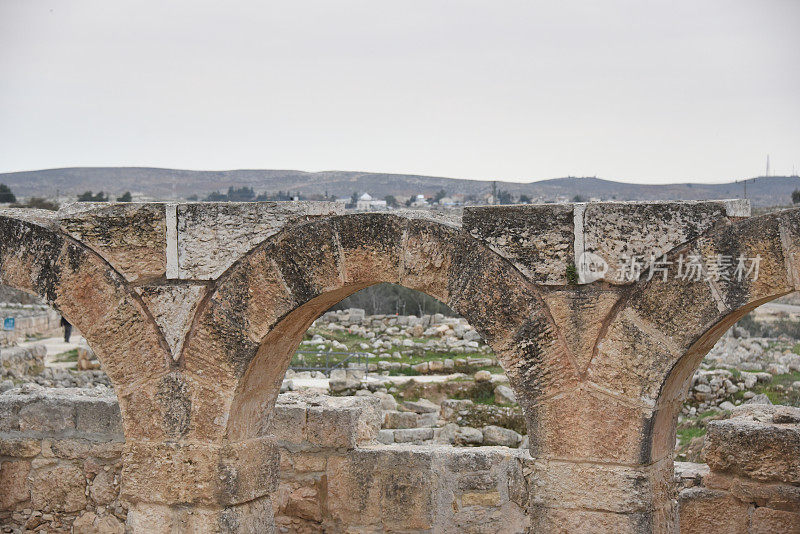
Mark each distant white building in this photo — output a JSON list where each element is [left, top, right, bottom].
[[410, 194, 429, 208], [356, 193, 388, 211]]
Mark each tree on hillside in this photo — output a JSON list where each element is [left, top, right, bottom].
[[519, 194, 531, 204], [384, 195, 399, 208], [227, 186, 255, 201], [497, 190, 513, 204], [0, 184, 16, 203], [205, 191, 226, 201], [77, 191, 108, 202], [792, 189, 800, 204], [433, 189, 447, 203], [19, 197, 58, 210], [116, 191, 132, 202]]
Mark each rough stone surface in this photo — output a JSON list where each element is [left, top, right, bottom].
[[582, 201, 732, 283], [58, 202, 168, 282], [176, 201, 343, 279], [463, 204, 574, 284]]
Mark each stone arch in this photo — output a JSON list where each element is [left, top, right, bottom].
[[181, 212, 577, 444], [0, 212, 173, 439], [588, 209, 800, 457]]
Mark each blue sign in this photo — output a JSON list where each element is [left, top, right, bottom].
[[3, 317, 14, 331]]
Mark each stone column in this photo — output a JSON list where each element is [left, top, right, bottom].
[[526, 385, 677, 534], [121, 437, 280, 533]]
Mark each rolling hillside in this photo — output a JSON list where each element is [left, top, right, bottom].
[[0, 167, 798, 207]]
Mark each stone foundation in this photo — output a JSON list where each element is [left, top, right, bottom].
[[2, 390, 798, 533]]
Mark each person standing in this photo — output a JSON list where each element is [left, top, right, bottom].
[[61, 316, 72, 343]]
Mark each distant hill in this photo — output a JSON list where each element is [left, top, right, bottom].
[[1, 167, 798, 207]]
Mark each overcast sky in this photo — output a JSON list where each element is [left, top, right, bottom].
[[1, 1, 798, 184]]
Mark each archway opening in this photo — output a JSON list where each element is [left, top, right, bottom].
[[257, 283, 531, 533], [673, 292, 800, 462], [0, 283, 113, 392], [286, 282, 528, 442]]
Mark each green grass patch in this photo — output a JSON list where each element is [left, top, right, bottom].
[[53, 349, 78, 363]]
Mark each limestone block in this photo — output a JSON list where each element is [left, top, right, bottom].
[[463, 204, 574, 284], [89, 468, 118, 505], [326, 448, 435, 531], [75, 396, 124, 438], [72, 511, 125, 534], [0, 438, 41, 458], [694, 213, 794, 312], [582, 201, 736, 283], [267, 218, 342, 304], [121, 437, 279, 506], [493, 385, 516, 404], [528, 387, 654, 464], [588, 308, 682, 401], [749, 507, 800, 534], [139, 284, 206, 360], [270, 402, 307, 445], [393, 428, 434, 443], [0, 460, 31, 509], [703, 418, 800, 484], [18, 397, 75, 434], [176, 201, 342, 279], [403, 398, 439, 414], [333, 213, 404, 285], [58, 202, 167, 281], [29, 462, 86, 512], [529, 459, 671, 514], [305, 396, 381, 449], [542, 287, 622, 373], [529, 505, 661, 534], [703, 471, 800, 512], [677, 488, 749, 534], [400, 219, 458, 303], [383, 410, 418, 429], [456, 426, 484, 445], [481, 425, 522, 447]]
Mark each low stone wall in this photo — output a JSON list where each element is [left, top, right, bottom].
[[0, 388, 125, 533], [1, 390, 798, 533], [271, 393, 529, 533], [0, 306, 62, 346], [677, 404, 800, 534]]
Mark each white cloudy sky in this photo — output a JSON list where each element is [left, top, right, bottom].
[[1, 1, 798, 183]]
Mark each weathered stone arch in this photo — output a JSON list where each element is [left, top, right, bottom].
[[576, 208, 800, 532], [181, 212, 576, 442], [0, 212, 173, 439]]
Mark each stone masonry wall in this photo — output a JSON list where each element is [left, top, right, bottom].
[[0, 390, 529, 534], [0, 388, 126, 533], [3, 390, 799, 533]]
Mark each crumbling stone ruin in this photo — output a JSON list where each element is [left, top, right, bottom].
[[1, 199, 799, 533]]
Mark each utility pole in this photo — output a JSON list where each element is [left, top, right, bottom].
[[766, 155, 770, 177]]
